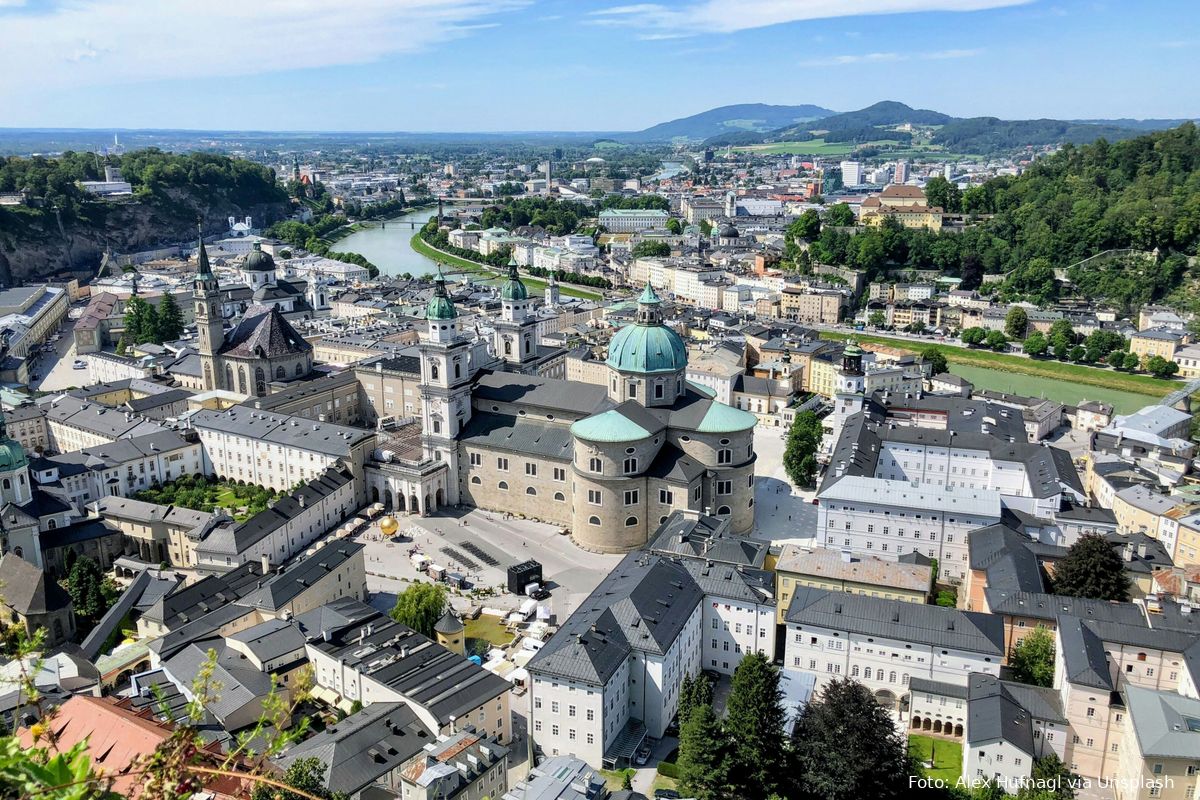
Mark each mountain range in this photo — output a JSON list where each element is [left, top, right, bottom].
[[624, 100, 1196, 154], [616, 103, 834, 143]]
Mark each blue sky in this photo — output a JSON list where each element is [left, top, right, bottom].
[[0, 0, 1195, 131]]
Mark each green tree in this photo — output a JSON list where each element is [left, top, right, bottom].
[[632, 240, 671, 258], [1107, 348, 1128, 369], [725, 653, 787, 799], [665, 217, 682, 235], [923, 175, 962, 213], [1016, 755, 1080, 800], [825, 203, 855, 227], [678, 671, 713, 726], [251, 756, 345, 800], [1069, 344, 1086, 362], [1005, 306, 1029, 339], [961, 327, 986, 346], [389, 583, 447, 637], [122, 296, 160, 345], [155, 291, 185, 342], [985, 329, 1009, 351], [868, 311, 886, 328], [789, 209, 822, 241], [1145, 355, 1180, 379], [1023, 331, 1048, 357], [1122, 351, 1142, 371], [1050, 533, 1130, 602], [790, 677, 915, 800], [1009, 627, 1056, 687], [921, 346, 948, 376], [66, 556, 110, 620], [676, 703, 730, 800], [783, 410, 823, 488]]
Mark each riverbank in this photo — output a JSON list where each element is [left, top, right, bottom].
[[409, 232, 603, 300], [819, 330, 1176, 398]]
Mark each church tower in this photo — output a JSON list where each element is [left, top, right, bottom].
[[493, 256, 538, 371], [194, 229, 225, 391], [418, 268, 472, 505], [544, 271, 560, 308], [830, 341, 867, 442]]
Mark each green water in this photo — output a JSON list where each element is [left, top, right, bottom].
[[950, 363, 1161, 415]]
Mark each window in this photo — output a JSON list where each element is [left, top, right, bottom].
[[469, 453, 482, 466], [526, 462, 537, 476], [659, 489, 674, 504], [588, 516, 601, 526], [588, 490, 602, 506], [589, 457, 603, 473], [553, 467, 566, 481], [526, 487, 537, 496], [623, 457, 638, 473], [623, 489, 639, 505], [717, 505, 731, 515], [554, 491, 566, 501], [718, 448, 732, 465], [470, 476, 481, 485], [498, 481, 509, 491], [497, 457, 509, 471], [625, 516, 638, 527], [717, 480, 732, 495]]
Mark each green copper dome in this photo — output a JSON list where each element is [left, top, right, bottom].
[[500, 257, 528, 301], [0, 412, 27, 471], [571, 410, 653, 443], [427, 268, 458, 320], [606, 284, 686, 374], [243, 242, 276, 272]]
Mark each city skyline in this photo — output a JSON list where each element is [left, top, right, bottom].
[[1, 0, 1197, 132]]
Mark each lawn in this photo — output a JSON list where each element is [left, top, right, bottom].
[[820, 330, 1177, 398], [410, 233, 602, 300], [909, 735, 962, 783], [464, 614, 513, 650], [133, 475, 277, 522], [651, 774, 679, 794], [599, 768, 636, 791]]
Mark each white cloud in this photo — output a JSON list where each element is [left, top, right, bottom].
[[588, 0, 1031, 34], [799, 47, 981, 67], [0, 0, 527, 93]]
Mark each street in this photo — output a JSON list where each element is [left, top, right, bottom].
[[751, 425, 818, 547]]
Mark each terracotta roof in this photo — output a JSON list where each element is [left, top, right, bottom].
[[880, 184, 926, 198]]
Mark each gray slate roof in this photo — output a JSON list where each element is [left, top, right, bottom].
[[785, 586, 1004, 656]]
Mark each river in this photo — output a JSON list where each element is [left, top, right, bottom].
[[949, 363, 1158, 415], [651, 161, 686, 181], [333, 205, 442, 277]]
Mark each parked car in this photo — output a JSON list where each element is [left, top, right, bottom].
[[633, 744, 651, 766], [72, 360, 86, 370]]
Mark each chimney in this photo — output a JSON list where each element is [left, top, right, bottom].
[[261, 553, 270, 574], [1123, 542, 1134, 562], [840, 549, 852, 563], [1137, 542, 1148, 558]]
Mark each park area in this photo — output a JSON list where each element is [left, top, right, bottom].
[[132, 474, 280, 521], [909, 735, 962, 783]]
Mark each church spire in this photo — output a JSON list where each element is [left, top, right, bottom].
[[196, 224, 213, 278]]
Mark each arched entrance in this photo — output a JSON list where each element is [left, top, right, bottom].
[[396, 493, 406, 512], [435, 488, 445, 507], [425, 493, 434, 514], [410, 494, 420, 515], [874, 689, 897, 711], [370, 486, 380, 504], [954, 724, 963, 737], [911, 716, 923, 729]]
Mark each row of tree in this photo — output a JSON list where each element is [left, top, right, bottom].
[[118, 293, 184, 352]]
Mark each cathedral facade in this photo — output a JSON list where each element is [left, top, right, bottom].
[[398, 268, 759, 553]]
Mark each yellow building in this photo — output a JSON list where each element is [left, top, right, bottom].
[[807, 353, 839, 399], [779, 287, 844, 325], [859, 185, 944, 231], [1116, 687, 1200, 800], [1129, 329, 1185, 363], [772, 545, 931, 623]]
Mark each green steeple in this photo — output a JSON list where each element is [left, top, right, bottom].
[[427, 266, 458, 320], [638, 283, 661, 306], [500, 255, 528, 302]]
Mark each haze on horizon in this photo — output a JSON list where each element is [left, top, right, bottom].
[[1, 0, 1197, 132]]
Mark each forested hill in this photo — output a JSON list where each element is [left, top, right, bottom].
[[622, 103, 834, 142], [792, 123, 1200, 314], [0, 150, 289, 281]]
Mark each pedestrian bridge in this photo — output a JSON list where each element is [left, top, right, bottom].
[[1160, 377, 1200, 410]]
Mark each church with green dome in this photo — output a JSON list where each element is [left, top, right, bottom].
[[403, 276, 760, 552]]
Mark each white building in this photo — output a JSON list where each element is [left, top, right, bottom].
[[527, 554, 703, 767], [784, 587, 1005, 714], [840, 161, 864, 188], [598, 209, 669, 233]]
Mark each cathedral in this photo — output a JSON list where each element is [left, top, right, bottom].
[[193, 237, 314, 396], [398, 265, 759, 553]]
